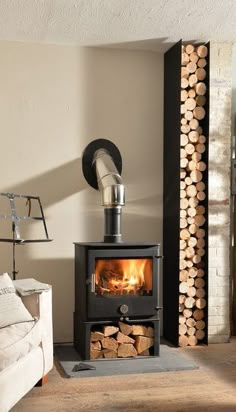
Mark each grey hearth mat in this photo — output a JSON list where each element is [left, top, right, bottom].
[[54, 344, 198, 378]]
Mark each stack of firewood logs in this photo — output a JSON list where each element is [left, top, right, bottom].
[[90, 322, 154, 359], [179, 44, 208, 347]]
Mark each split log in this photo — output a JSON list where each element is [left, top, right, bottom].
[[196, 181, 205, 191], [188, 237, 197, 247], [192, 254, 201, 264], [188, 335, 198, 346], [198, 58, 207, 68], [181, 134, 189, 146], [182, 52, 190, 65], [180, 209, 187, 218], [91, 331, 104, 342], [179, 335, 189, 347], [189, 51, 199, 63], [132, 325, 147, 336], [180, 198, 189, 210], [118, 344, 138, 358], [185, 97, 196, 111], [196, 161, 207, 171], [194, 215, 206, 226], [103, 349, 118, 358], [196, 329, 205, 340], [90, 341, 101, 351], [195, 320, 205, 330], [198, 135, 206, 143], [181, 124, 191, 134], [193, 309, 204, 320], [180, 228, 190, 240], [196, 298, 206, 309], [135, 336, 154, 354], [196, 228, 205, 239], [180, 269, 188, 282], [189, 223, 198, 234], [196, 95, 206, 106], [187, 277, 194, 287], [196, 67, 206, 81], [184, 110, 194, 121], [180, 240, 187, 250], [187, 327, 196, 336], [193, 106, 206, 120], [185, 176, 192, 185], [183, 308, 192, 318], [186, 185, 197, 197], [179, 282, 188, 293], [188, 88, 196, 98], [190, 170, 203, 182], [101, 337, 119, 351], [195, 278, 205, 288], [179, 324, 187, 335], [197, 238, 205, 248], [196, 45, 208, 58], [181, 77, 189, 89], [90, 349, 103, 359], [192, 152, 202, 162], [181, 67, 189, 78], [188, 267, 198, 278], [180, 169, 187, 179], [197, 191, 206, 201], [186, 317, 196, 327], [189, 118, 199, 130], [195, 82, 207, 96], [189, 74, 198, 87], [184, 296, 195, 308], [188, 197, 198, 208], [146, 326, 154, 338], [196, 288, 206, 298], [181, 89, 189, 102], [186, 61, 197, 73], [185, 44, 194, 55], [187, 286, 196, 297], [189, 130, 199, 144], [179, 315, 186, 324], [103, 325, 119, 337], [116, 332, 135, 344]]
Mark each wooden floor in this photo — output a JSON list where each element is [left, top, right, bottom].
[[12, 338, 236, 412]]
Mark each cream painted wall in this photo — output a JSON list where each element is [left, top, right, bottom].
[[0, 42, 163, 342]]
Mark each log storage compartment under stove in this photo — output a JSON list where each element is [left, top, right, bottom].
[[74, 139, 161, 360]]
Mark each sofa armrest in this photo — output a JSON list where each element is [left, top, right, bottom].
[[21, 286, 53, 375]]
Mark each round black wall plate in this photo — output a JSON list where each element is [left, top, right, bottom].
[[82, 138, 122, 190]]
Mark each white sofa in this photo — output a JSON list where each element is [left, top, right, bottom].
[[0, 278, 53, 412]]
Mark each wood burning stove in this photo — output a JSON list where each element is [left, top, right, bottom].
[[74, 139, 162, 360]]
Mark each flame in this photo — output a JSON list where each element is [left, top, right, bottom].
[[95, 258, 151, 295]]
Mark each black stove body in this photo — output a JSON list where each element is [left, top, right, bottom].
[[74, 139, 161, 360], [74, 241, 161, 360]]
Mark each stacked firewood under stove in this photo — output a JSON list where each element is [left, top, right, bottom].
[[90, 322, 154, 359], [179, 44, 208, 347]]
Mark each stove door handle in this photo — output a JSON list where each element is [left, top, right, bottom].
[[86, 273, 96, 293]]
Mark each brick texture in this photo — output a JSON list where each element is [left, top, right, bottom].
[[208, 43, 232, 342]]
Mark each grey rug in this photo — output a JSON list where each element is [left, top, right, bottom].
[[54, 344, 198, 378]]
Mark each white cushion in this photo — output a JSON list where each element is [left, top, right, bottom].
[[0, 273, 34, 328], [0, 319, 42, 371]]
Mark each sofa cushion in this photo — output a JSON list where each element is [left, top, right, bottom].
[[0, 273, 34, 328], [0, 319, 42, 371]]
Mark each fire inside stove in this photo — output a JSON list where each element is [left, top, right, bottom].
[[95, 258, 153, 296]]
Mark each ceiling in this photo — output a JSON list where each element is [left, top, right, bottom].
[[0, 0, 236, 52]]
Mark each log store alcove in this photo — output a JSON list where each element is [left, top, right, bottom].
[[163, 40, 209, 347]]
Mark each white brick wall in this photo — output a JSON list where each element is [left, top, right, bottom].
[[208, 42, 232, 343]]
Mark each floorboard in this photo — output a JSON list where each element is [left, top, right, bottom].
[[12, 338, 236, 412]]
